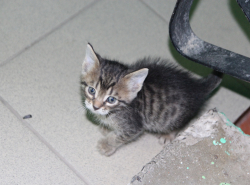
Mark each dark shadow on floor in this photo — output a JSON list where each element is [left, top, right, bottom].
[[229, 0, 250, 42]]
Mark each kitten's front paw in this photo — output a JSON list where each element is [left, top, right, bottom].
[[98, 126, 111, 136], [97, 138, 117, 156], [158, 132, 177, 145], [158, 135, 171, 145]]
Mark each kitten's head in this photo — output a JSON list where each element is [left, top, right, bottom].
[[81, 44, 148, 115]]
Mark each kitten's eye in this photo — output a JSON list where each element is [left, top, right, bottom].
[[107, 96, 117, 104], [88, 87, 96, 95]]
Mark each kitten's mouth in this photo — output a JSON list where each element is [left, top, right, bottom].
[[88, 108, 108, 116]]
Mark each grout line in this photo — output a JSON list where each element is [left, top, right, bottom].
[[138, 0, 169, 24], [0, 0, 101, 68], [0, 94, 92, 185]]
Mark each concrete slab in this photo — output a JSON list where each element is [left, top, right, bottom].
[[130, 110, 250, 185], [0, 0, 95, 65], [0, 98, 85, 185]]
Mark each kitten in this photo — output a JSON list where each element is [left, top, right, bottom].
[[81, 43, 222, 156]]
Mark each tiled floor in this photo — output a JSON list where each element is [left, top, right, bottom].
[[0, 0, 250, 184]]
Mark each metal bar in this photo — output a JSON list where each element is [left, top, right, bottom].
[[237, 0, 250, 22], [169, 0, 250, 82]]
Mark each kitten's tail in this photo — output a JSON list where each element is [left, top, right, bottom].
[[201, 70, 223, 95]]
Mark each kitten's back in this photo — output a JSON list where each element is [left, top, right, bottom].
[[131, 58, 222, 133], [133, 57, 222, 98]]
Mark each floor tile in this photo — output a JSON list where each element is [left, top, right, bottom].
[[141, 0, 176, 24], [0, 1, 166, 184], [0, 99, 86, 185], [0, 0, 95, 64]]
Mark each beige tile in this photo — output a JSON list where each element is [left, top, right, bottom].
[[0, 100, 86, 185], [0, 0, 95, 64], [0, 1, 166, 184]]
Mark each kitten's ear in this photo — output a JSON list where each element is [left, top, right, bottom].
[[82, 43, 100, 76], [124, 68, 148, 94]]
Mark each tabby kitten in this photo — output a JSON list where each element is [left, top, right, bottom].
[[81, 43, 222, 156]]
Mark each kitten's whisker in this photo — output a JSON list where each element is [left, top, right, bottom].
[[71, 105, 86, 115], [71, 106, 82, 114], [109, 116, 115, 125]]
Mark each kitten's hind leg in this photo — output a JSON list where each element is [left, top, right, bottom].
[[158, 131, 177, 145], [97, 130, 143, 156]]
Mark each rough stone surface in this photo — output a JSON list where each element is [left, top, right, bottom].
[[130, 109, 250, 185]]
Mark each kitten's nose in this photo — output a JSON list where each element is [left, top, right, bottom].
[[93, 105, 100, 110]]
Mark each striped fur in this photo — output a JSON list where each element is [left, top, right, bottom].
[[81, 44, 222, 156]]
